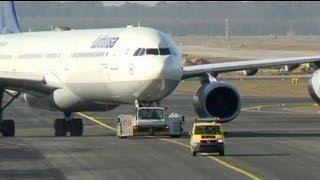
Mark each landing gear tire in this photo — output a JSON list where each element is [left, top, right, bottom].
[[219, 149, 225, 156], [0, 90, 20, 137], [54, 119, 67, 137], [170, 135, 181, 138], [2, 119, 15, 137], [191, 148, 197, 156], [70, 118, 83, 136]]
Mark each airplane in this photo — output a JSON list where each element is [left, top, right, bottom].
[[1, 1, 320, 137]]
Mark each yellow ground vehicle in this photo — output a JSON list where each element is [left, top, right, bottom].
[[190, 119, 225, 156]]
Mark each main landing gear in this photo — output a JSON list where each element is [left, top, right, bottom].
[[0, 90, 20, 137], [54, 112, 83, 136], [0, 89, 83, 137]]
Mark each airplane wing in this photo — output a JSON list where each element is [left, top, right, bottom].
[[0, 71, 59, 94], [182, 55, 320, 79]]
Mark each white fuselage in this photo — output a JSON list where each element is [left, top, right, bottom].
[[0, 27, 183, 111]]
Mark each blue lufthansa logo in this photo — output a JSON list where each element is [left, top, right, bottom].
[[91, 35, 119, 49]]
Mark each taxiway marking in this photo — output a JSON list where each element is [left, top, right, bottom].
[[160, 138, 261, 180], [77, 112, 117, 131], [78, 113, 261, 180]]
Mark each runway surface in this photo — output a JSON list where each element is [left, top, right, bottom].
[[1, 91, 320, 180]]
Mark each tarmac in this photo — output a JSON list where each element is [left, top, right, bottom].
[[1, 90, 320, 180]]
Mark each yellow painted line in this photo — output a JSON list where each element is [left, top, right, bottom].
[[78, 113, 261, 180], [205, 155, 261, 180], [160, 138, 261, 180], [159, 138, 190, 148], [77, 112, 117, 131]]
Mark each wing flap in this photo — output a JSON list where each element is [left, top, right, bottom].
[[182, 55, 320, 79]]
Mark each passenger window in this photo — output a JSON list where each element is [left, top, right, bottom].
[[139, 48, 145, 56], [133, 48, 141, 56], [146, 48, 159, 55], [159, 48, 171, 55]]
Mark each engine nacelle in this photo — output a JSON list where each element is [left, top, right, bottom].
[[308, 69, 320, 104], [243, 69, 259, 76], [24, 93, 56, 111], [24, 89, 118, 112], [193, 81, 241, 123], [24, 88, 84, 111]]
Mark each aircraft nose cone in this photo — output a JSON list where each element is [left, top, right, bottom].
[[144, 56, 182, 81], [161, 57, 182, 81], [137, 78, 180, 102], [135, 56, 182, 101]]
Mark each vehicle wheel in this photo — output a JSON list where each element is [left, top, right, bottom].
[[191, 148, 197, 156], [70, 118, 83, 136], [192, 151, 197, 156], [2, 119, 15, 137], [54, 119, 67, 136], [219, 149, 225, 156], [170, 135, 181, 138]]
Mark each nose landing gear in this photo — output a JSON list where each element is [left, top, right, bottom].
[[54, 112, 83, 137], [1, 119, 15, 137]]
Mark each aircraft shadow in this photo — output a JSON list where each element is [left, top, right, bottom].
[[226, 130, 320, 138], [11, 134, 179, 139], [201, 153, 290, 157], [0, 146, 66, 179], [9, 134, 117, 138], [11, 130, 320, 138]]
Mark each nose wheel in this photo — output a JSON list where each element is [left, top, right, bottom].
[[54, 113, 83, 136], [70, 118, 83, 136], [0, 119, 15, 137], [54, 119, 67, 136]]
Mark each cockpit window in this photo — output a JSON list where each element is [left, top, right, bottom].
[[146, 48, 159, 55], [159, 48, 171, 55], [133, 48, 141, 56], [133, 48, 172, 56], [139, 48, 145, 56]]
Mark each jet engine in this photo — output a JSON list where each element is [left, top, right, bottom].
[[24, 89, 118, 112], [24, 93, 56, 111], [308, 69, 320, 104], [193, 81, 241, 123]]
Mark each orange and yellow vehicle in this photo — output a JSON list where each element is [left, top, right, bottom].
[[190, 119, 225, 156]]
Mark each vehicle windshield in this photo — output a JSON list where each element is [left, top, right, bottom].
[[138, 109, 164, 120], [194, 126, 222, 135]]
